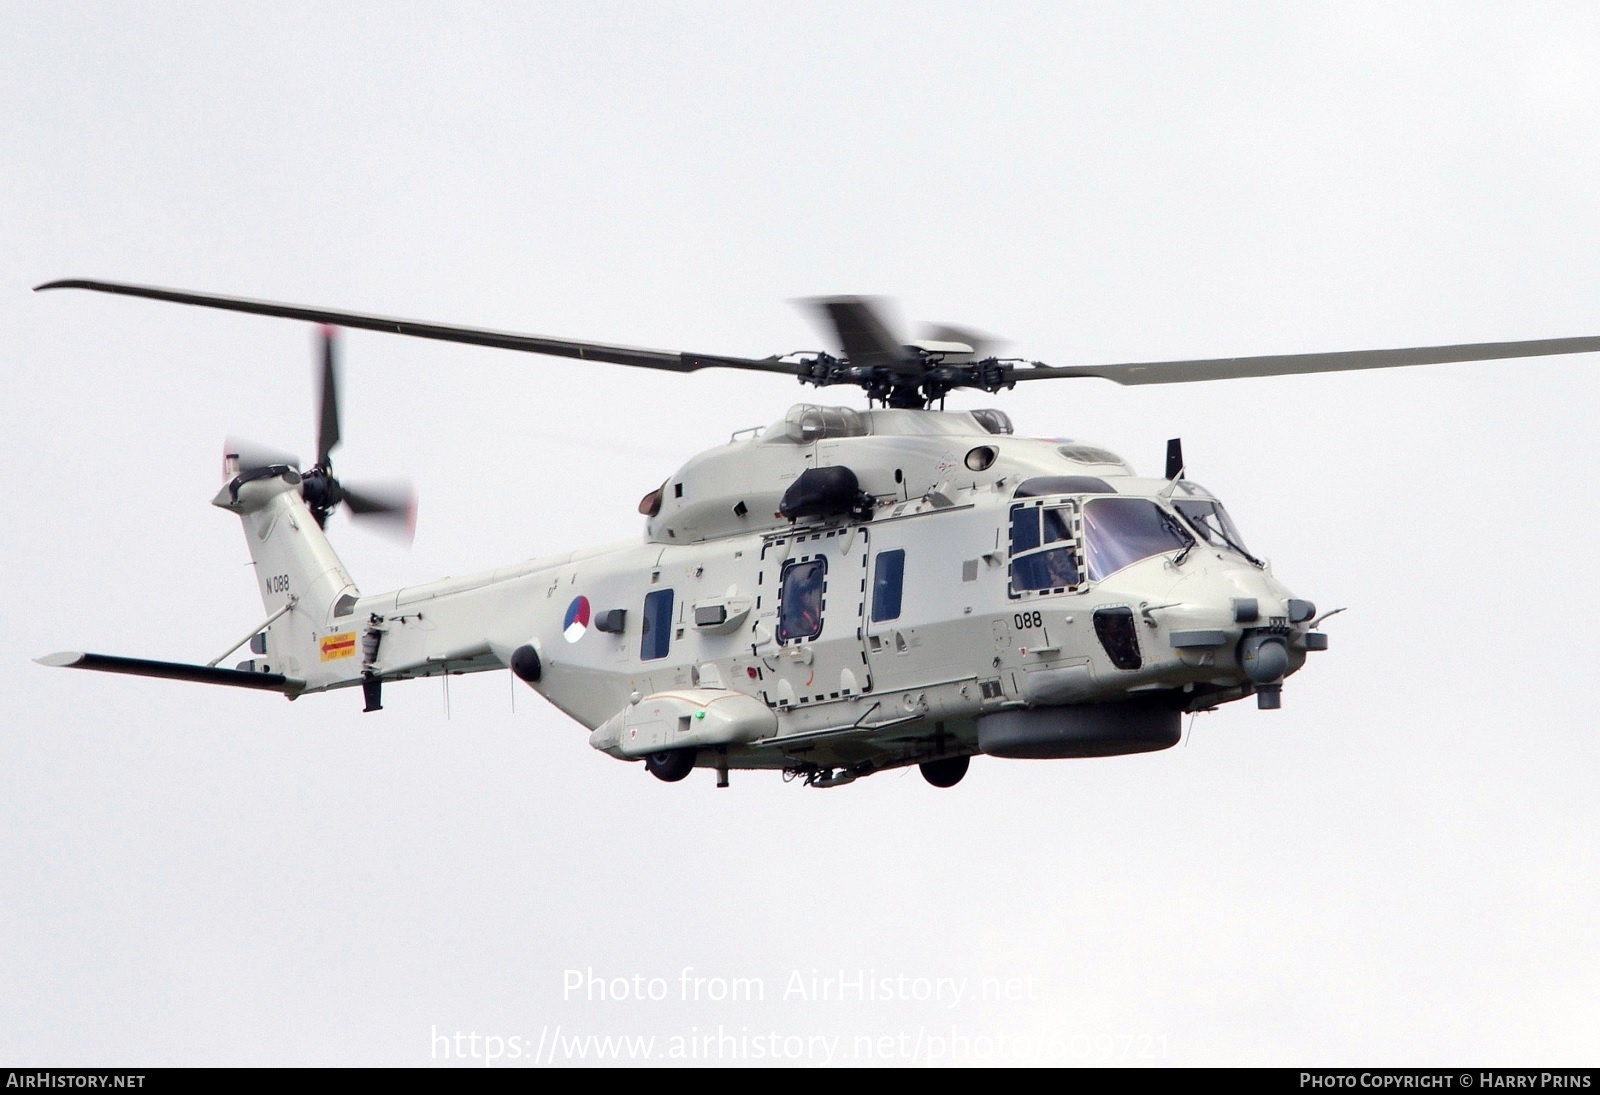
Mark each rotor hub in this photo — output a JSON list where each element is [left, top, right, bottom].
[[796, 349, 1019, 408]]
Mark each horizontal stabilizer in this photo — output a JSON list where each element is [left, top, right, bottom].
[[36, 651, 304, 694]]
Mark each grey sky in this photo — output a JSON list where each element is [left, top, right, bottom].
[[4, 3, 1597, 1065]]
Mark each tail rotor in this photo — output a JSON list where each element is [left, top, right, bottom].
[[227, 326, 416, 541]]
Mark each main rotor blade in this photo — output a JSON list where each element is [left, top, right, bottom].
[[919, 322, 1005, 363], [317, 325, 341, 467], [1011, 335, 1600, 386], [806, 296, 919, 375], [36, 279, 798, 377]]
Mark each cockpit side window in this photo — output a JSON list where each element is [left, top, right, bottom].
[[1009, 502, 1082, 594], [777, 558, 827, 642], [1009, 505, 1041, 555], [1042, 507, 1072, 544]]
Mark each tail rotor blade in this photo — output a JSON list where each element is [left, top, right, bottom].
[[340, 481, 417, 542], [1166, 438, 1185, 480], [317, 325, 341, 468]]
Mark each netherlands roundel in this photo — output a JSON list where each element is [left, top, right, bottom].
[[563, 595, 591, 643]]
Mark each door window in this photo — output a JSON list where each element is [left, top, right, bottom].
[[640, 588, 674, 660], [777, 558, 827, 642], [871, 549, 905, 622]]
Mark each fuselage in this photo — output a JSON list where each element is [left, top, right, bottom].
[[247, 405, 1323, 782]]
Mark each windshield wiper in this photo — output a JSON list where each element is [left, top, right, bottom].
[[1180, 505, 1264, 568], [1160, 510, 1195, 566], [1214, 527, 1264, 568], [1229, 540, 1265, 568]]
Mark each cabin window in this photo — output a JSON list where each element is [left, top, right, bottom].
[[871, 549, 905, 622], [1009, 503, 1082, 593], [777, 558, 826, 642], [640, 588, 674, 660], [1083, 497, 1192, 581]]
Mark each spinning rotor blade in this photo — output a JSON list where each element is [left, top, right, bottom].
[[317, 325, 341, 467], [226, 436, 299, 474], [1010, 335, 1600, 386], [219, 327, 416, 544], [41, 278, 1600, 403], [35, 279, 796, 378], [340, 482, 417, 542], [918, 322, 1005, 362], [805, 296, 918, 375]]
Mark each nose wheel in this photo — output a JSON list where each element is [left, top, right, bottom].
[[919, 755, 969, 788]]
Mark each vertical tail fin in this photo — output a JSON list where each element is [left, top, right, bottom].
[[213, 460, 359, 682]]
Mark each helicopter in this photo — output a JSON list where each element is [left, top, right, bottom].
[[33, 278, 1600, 788]]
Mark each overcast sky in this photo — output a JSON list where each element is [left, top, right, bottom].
[[4, 2, 1598, 1067]]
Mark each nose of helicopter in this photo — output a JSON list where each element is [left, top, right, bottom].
[[1162, 571, 1323, 709]]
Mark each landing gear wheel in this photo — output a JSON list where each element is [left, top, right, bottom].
[[920, 755, 969, 788], [644, 748, 696, 783]]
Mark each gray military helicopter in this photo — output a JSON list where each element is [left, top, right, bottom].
[[34, 279, 1600, 788]]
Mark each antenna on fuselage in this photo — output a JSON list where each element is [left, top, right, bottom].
[[1165, 437, 1185, 480]]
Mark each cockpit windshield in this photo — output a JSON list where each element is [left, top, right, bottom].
[[1083, 497, 1192, 581], [1172, 482, 1256, 561]]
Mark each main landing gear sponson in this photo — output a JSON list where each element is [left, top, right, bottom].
[[643, 750, 969, 787], [919, 755, 969, 788], [644, 748, 696, 783]]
